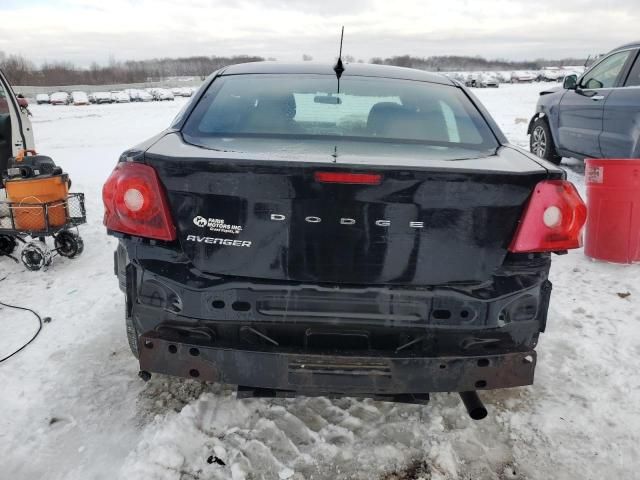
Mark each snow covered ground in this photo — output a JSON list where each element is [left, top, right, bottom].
[[1, 83, 638, 480]]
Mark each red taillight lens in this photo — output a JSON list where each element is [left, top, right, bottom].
[[102, 162, 176, 241], [509, 180, 587, 253], [314, 171, 382, 185]]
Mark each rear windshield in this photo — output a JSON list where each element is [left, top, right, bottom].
[[182, 74, 498, 157]]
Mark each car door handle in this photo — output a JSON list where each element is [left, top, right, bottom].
[[591, 95, 605, 101]]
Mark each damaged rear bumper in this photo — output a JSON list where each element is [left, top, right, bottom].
[[117, 242, 550, 396], [138, 333, 536, 395]]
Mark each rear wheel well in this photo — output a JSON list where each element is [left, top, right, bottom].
[[530, 116, 561, 164], [527, 113, 546, 135]]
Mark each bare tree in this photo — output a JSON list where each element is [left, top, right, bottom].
[[0, 54, 265, 86], [0, 53, 35, 84]]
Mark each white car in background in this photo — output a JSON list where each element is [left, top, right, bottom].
[[71, 91, 90, 105], [112, 91, 131, 103], [156, 88, 174, 101], [561, 65, 585, 77], [464, 72, 481, 87], [145, 88, 160, 100], [494, 71, 510, 83], [35, 93, 50, 105], [171, 87, 194, 97], [128, 89, 153, 102], [126, 89, 141, 102], [478, 73, 499, 88], [539, 67, 564, 82], [510, 71, 538, 83], [94, 91, 113, 104], [137, 90, 154, 102], [49, 91, 70, 105]]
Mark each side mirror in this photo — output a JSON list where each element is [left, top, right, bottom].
[[563, 74, 578, 90]]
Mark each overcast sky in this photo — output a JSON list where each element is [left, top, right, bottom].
[[0, 0, 637, 66]]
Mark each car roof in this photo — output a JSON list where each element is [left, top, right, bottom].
[[610, 41, 640, 53], [219, 62, 455, 86]]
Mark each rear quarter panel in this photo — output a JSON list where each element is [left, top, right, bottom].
[[532, 88, 566, 148]]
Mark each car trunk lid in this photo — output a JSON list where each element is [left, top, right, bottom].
[[144, 133, 548, 285]]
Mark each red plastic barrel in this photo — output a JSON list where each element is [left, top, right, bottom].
[[585, 159, 640, 263]]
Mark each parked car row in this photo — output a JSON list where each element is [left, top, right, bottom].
[[444, 71, 506, 87], [34, 86, 195, 105], [461, 72, 501, 88], [443, 67, 585, 88]]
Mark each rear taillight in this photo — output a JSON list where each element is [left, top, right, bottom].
[[509, 180, 587, 253], [102, 162, 176, 241], [314, 171, 382, 185]]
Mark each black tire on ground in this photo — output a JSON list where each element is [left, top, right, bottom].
[[530, 117, 562, 164], [0, 235, 17, 256], [21, 241, 52, 271], [54, 230, 84, 258]]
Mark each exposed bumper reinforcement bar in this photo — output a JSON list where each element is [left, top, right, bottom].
[[138, 334, 536, 395]]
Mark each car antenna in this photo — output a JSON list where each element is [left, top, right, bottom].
[[333, 26, 345, 93]]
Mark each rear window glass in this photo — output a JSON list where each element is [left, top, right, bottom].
[[182, 74, 498, 155]]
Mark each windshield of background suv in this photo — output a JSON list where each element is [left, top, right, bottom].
[[182, 74, 499, 158]]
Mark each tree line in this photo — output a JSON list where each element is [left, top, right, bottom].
[[369, 55, 588, 71], [0, 51, 587, 86], [0, 52, 265, 86]]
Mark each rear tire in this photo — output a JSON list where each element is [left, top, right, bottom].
[[530, 118, 562, 164]]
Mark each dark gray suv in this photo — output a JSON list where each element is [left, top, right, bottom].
[[529, 41, 640, 164]]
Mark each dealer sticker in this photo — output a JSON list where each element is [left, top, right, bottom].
[[193, 216, 243, 235]]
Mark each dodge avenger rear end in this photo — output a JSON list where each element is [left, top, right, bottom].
[[103, 62, 586, 417]]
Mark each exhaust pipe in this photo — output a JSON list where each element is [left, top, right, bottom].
[[459, 391, 487, 420]]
